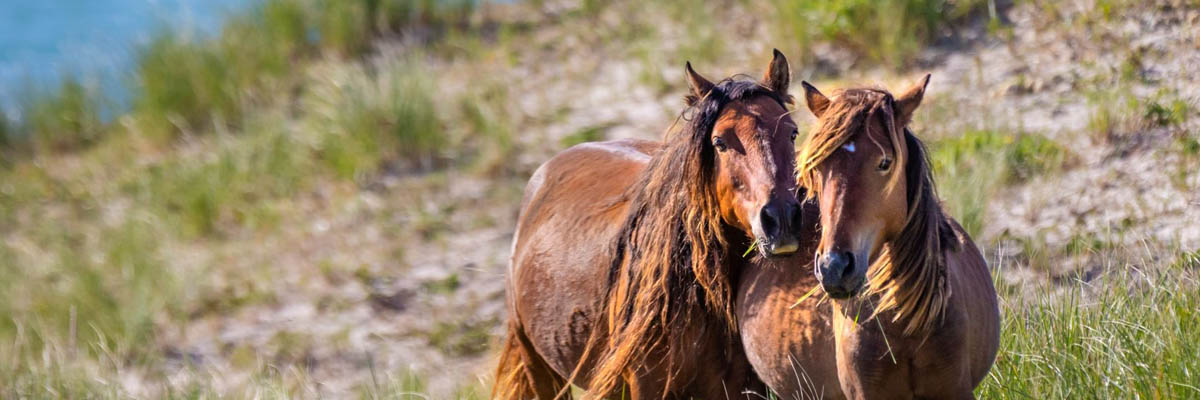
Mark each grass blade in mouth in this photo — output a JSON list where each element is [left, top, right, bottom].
[[789, 285, 822, 309], [743, 240, 759, 258]]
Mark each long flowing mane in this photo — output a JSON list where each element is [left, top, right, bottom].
[[796, 88, 959, 334], [579, 79, 789, 396]]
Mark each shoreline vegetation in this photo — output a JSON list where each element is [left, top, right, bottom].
[[1, 0, 1197, 398]]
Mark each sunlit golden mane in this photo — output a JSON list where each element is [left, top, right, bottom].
[[797, 87, 959, 334]]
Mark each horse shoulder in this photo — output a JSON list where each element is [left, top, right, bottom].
[[941, 218, 992, 301], [939, 217, 1001, 388]]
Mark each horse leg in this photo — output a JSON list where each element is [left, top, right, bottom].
[[914, 388, 975, 400], [620, 370, 670, 400], [691, 359, 767, 400], [493, 319, 568, 399], [914, 394, 973, 400], [837, 369, 911, 400]]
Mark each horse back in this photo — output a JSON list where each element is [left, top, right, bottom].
[[508, 138, 661, 378]]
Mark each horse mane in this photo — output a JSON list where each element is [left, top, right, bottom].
[[579, 78, 788, 397], [797, 87, 958, 335]]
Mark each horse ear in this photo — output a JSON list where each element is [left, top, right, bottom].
[[896, 74, 930, 127], [802, 81, 830, 118], [684, 61, 715, 106], [762, 49, 792, 103]]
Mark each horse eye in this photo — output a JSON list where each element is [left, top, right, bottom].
[[713, 136, 728, 152], [878, 158, 892, 171], [791, 129, 798, 141]]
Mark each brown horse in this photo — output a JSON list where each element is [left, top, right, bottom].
[[493, 51, 804, 399], [738, 77, 1000, 399]]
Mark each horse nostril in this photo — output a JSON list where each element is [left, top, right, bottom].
[[840, 252, 856, 279], [760, 206, 780, 237], [788, 203, 804, 231]]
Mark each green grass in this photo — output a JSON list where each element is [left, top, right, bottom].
[[979, 259, 1200, 398], [131, 0, 310, 138], [0, 218, 177, 355], [1, 0, 1194, 398], [930, 130, 1071, 237], [560, 125, 609, 148], [130, 113, 311, 236], [0, 217, 181, 397], [772, 0, 987, 66], [0, 112, 11, 150], [0, 0, 498, 394], [302, 57, 446, 179], [1087, 86, 1193, 145], [1174, 249, 1200, 269], [129, 0, 479, 140], [356, 367, 488, 400], [1142, 92, 1192, 129], [3, 0, 478, 151], [0, 1, 480, 394]]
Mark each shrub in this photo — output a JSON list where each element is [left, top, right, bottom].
[[316, 1, 373, 56], [932, 130, 1069, 184], [22, 79, 107, 152], [1143, 96, 1191, 128], [132, 1, 311, 138], [133, 33, 239, 136], [134, 116, 310, 236], [930, 130, 1070, 236], [1088, 87, 1193, 145], [0, 111, 11, 149], [312, 0, 479, 57]]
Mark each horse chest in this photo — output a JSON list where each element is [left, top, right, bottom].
[[834, 315, 972, 398]]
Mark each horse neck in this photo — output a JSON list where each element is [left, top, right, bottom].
[[584, 142, 734, 397], [856, 132, 954, 335]]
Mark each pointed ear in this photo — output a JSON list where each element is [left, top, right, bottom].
[[895, 74, 930, 127], [762, 49, 792, 103], [684, 62, 715, 106], [802, 81, 830, 118]]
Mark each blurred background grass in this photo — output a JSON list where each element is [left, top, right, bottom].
[[0, 0, 1197, 398]]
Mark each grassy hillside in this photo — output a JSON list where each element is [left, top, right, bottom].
[[1, 0, 1198, 398]]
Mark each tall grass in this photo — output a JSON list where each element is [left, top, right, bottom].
[[130, 112, 312, 236], [4, 0, 478, 152], [132, 0, 310, 137], [772, 0, 986, 66], [129, 53, 452, 238], [130, 0, 479, 139], [302, 56, 445, 180], [979, 258, 1200, 398], [0, 216, 181, 397], [0, 218, 178, 356], [0, 78, 111, 155], [0, 1, 480, 394]]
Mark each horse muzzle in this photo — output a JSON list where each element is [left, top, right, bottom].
[[757, 199, 804, 257], [762, 237, 800, 256], [814, 250, 866, 299]]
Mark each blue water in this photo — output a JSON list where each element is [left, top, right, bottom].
[[0, 0, 253, 117]]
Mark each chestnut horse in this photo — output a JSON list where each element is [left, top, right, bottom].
[[738, 77, 1000, 399], [494, 51, 804, 399]]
